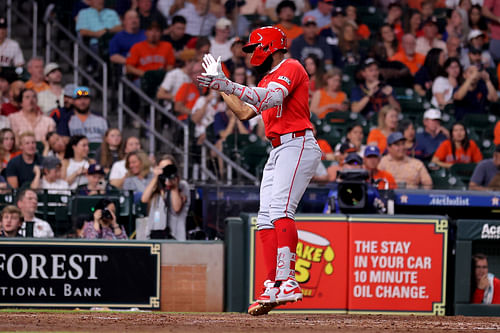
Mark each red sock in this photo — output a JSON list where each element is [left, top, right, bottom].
[[258, 229, 278, 282], [274, 218, 298, 280]]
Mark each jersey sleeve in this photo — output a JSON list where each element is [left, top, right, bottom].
[[267, 59, 305, 96]]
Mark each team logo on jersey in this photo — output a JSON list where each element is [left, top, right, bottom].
[[278, 76, 291, 85]]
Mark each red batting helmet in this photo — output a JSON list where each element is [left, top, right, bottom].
[[242, 26, 287, 66]]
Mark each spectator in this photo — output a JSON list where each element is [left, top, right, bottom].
[[95, 128, 122, 173], [414, 48, 445, 97], [319, 7, 345, 66], [222, 39, 247, 79], [404, 9, 423, 38], [264, 0, 306, 22], [469, 4, 488, 37], [432, 122, 482, 168], [443, 9, 465, 42], [304, 0, 333, 29], [8, 89, 56, 142], [30, 156, 70, 195], [43, 131, 66, 161], [367, 105, 400, 154], [338, 20, 362, 67], [370, 24, 399, 63], [109, 136, 141, 188], [1, 80, 24, 116], [453, 64, 498, 121], [209, 18, 236, 63], [351, 58, 400, 119], [25, 57, 48, 93], [415, 108, 449, 162], [334, 123, 366, 159], [304, 54, 324, 96], [174, 61, 204, 121], [191, 90, 219, 144], [470, 145, 500, 190], [462, 30, 495, 69], [109, 9, 146, 66], [390, 34, 425, 75], [157, 48, 196, 103], [225, 0, 250, 38], [431, 57, 462, 110], [289, 16, 333, 66], [141, 155, 190, 240], [471, 253, 500, 304], [17, 188, 54, 238], [82, 198, 127, 239], [0, 205, 23, 237], [420, 1, 435, 28], [386, 2, 404, 42], [5, 131, 42, 189], [0, 128, 20, 171], [274, 0, 303, 48], [173, 0, 217, 37], [62, 135, 90, 190], [379, 132, 433, 189], [416, 17, 447, 55], [193, 36, 211, 61], [126, 21, 175, 78], [0, 17, 24, 67], [75, 0, 122, 49], [399, 119, 418, 158], [123, 150, 153, 195], [50, 83, 77, 140], [77, 163, 114, 195], [482, 0, 500, 62], [137, 0, 167, 32], [310, 67, 348, 119], [37, 63, 64, 115], [68, 86, 108, 142], [161, 15, 192, 54], [363, 145, 397, 190], [446, 35, 462, 59], [0, 70, 9, 105], [345, 5, 370, 40]]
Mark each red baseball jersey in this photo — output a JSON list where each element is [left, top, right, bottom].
[[256, 58, 313, 138]]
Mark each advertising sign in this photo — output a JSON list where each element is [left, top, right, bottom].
[[347, 216, 447, 315], [0, 240, 160, 308], [249, 216, 349, 313]]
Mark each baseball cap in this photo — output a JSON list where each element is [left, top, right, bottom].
[[364, 146, 381, 157], [423, 16, 438, 27], [387, 132, 406, 146], [215, 17, 232, 30], [88, 164, 105, 175], [468, 29, 485, 41], [302, 15, 317, 26], [73, 86, 90, 99], [0, 17, 6, 29], [331, 7, 345, 17], [345, 153, 363, 165], [63, 83, 77, 97], [339, 142, 357, 154], [44, 62, 60, 76], [361, 57, 378, 69], [42, 156, 62, 170], [423, 108, 441, 120]]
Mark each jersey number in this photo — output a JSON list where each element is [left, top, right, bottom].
[[276, 105, 283, 118]]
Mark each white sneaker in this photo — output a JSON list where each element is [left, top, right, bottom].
[[275, 279, 303, 304], [248, 280, 278, 316]]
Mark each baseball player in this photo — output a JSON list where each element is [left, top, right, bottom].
[[197, 26, 321, 316]]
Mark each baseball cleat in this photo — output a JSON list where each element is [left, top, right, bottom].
[[275, 279, 303, 304], [255, 279, 280, 304], [248, 301, 277, 316]]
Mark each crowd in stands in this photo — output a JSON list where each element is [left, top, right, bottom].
[[3, 0, 500, 238]]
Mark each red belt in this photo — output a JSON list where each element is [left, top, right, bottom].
[[269, 130, 307, 148]]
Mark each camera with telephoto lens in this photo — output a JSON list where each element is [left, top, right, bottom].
[[158, 164, 178, 185], [101, 208, 113, 221]]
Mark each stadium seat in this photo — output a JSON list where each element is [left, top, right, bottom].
[[141, 69, 166, 99], [240, 141, 269, 177], [449, 163, 477, 186]]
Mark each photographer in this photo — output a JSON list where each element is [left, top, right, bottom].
[[82, 198, 127, 240], [141, 155, 190, 240]]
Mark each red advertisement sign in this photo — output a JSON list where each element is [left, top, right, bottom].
[[249, 217, 349, 313], [347, 217, 447, 315]]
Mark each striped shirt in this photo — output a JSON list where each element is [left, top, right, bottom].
[[68, 113, 108, 142]]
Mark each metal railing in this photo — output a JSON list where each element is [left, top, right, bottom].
[[44, 9, 108, 118], [6, 0, 38, 58]]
